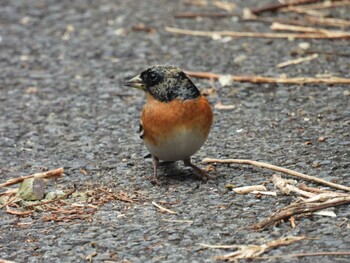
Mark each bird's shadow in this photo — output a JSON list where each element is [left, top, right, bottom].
[[151, 161, 210, 185]]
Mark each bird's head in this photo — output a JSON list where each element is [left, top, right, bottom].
[[125, 65, 200, 102]]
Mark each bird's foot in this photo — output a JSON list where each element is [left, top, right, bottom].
[[183, 158, 213, 181]]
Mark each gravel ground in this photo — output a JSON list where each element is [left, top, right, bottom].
[[1, 0, 350, 262]]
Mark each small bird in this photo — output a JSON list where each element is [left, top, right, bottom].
[[125, 65, 213, 181]]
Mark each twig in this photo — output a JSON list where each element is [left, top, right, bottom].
[[250, 0, 321, 15], [304, 16, 350, 28], [255, 251, 350, 260], [272, 174, 316, 198], [299, 0, 350, 9], [200, 236, 307, 260], [152, 201, 177, 214], [0, 195, 19, 209], [282, 6, 327, 16], [253, 195, 350, 230], [305, 49, 350, 57], [174, 12, 237, 19], [6, 206, 33, 216], [271, 22, 349, 35], [165, 26, 350, 39], [298, 183, 334, 194], [202, 158, 350, 192], [0, 168, 64, 188], [186, 71, 350, 84], [277, 54, 319, 68], [25, 188, 76, 208], [0, 188, 18, 196]]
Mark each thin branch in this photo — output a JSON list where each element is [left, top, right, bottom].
[[299, 0, 350, 10], [186, 71, 350, 84], [250, 0, 322, 15], [304, 16, 350, 28], [0, 168, 64, 188], [282, 6, 327, 16], [252, 195, 350, 230], [213, 236, 307, 260], [298, 183, 334, 194], [0, 188, 18, 197], [202, 158, 350, 192], [0, 195, 19, 209], [165, 26, 350, 39], [305, 49, 350, 57], [255, 251, 350, 260], [6, 206, 33, 216], [272, 174, 316, 198]]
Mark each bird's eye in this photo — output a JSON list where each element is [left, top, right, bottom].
[[148, 72, 158, 82]]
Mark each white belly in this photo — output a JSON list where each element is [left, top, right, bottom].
[[144, 129, 207, 161]]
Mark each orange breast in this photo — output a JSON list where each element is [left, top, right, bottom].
[[141, 95, 213, 146]]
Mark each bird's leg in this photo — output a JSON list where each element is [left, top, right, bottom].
[[183, 158, 212, 180], [149, 156, 161, 185]]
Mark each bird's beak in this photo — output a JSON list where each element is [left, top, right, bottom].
[[124, 74, 145, 90]]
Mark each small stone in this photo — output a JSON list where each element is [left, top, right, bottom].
[[318, 136, 327, 142], [45, 190, 65, 200], [18, 177, 46, 201]]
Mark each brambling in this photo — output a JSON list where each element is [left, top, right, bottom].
[[125, 65, 213, 181]]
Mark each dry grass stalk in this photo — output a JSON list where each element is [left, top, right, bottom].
[[0, 168, 64, 188], [271, 22, 349, 35], [152, 201, 178, 214], [254, 251, 350, 260], [174, 12, 237, 19], [304, 16, 350, 28], [202, 158, 350, 192], [199, 236, 307, 260], [277, 54, 318, 68], [250, 0, 320, 15], [282, 6, 327, 16], [186, 70, 350, 84], [300, 0, 350, 10], [165, 26, 350, 39]]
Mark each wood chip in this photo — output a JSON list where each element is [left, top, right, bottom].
[[232, 185, 267, 194]]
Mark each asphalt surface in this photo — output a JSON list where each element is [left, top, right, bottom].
[[1, 0, 350, 262]]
